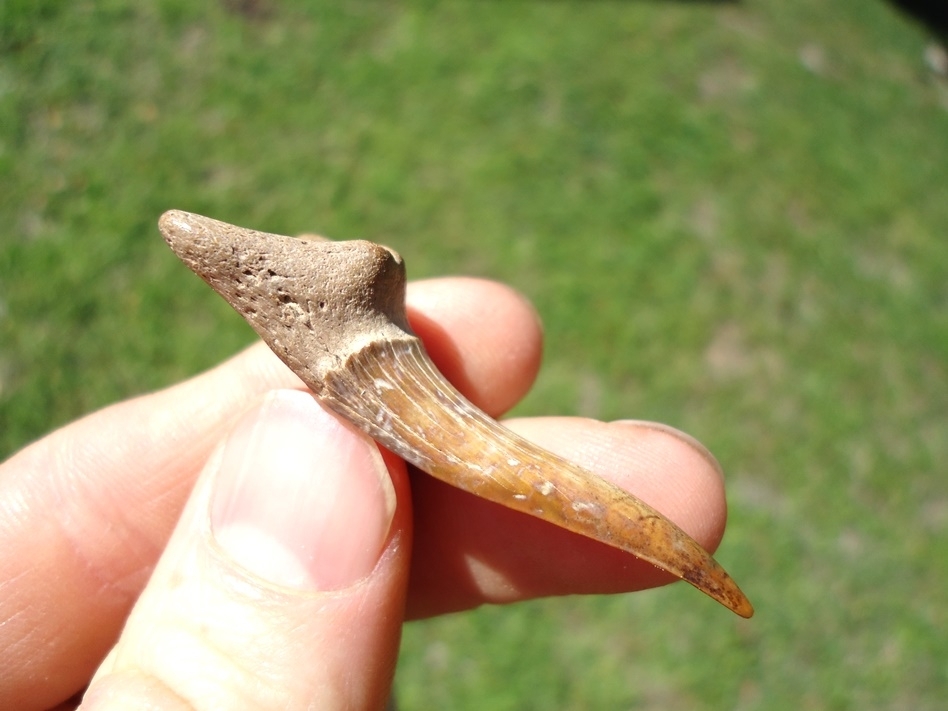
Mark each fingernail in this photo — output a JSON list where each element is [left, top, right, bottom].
[[612, 419, 725, 479], [210, 390, 396, 590]]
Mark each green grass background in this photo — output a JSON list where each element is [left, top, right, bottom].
[[2, 1, 947, 708]]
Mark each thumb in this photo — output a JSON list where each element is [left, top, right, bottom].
[[81, 389, 410, 711]]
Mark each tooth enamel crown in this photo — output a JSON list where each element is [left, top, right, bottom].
[[159, 210, 753, 619]]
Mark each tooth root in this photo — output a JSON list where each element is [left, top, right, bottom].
[[322, 338, 754, 619], [160, 209, 754, 618]]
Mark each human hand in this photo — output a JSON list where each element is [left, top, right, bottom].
[[0, 278, 729, 710]]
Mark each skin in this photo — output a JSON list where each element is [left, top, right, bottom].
[[0, 277, 729, 710]]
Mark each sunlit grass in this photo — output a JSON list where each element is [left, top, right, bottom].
[[2, 1, 947, 708]]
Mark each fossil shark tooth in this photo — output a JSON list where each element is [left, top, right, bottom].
[[159, 209, 753, 619]]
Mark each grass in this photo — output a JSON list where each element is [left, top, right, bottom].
[[2, 0, 947, 708]]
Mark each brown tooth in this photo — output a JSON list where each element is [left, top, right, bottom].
[[159, 209, 754, 619]]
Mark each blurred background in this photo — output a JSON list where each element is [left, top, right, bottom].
[[2, 1, 946, 708]]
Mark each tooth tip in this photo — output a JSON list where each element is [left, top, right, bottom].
[[709, 574, 753, 617], [726, 591, 754, 618], [684, 553, 754, 618]]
